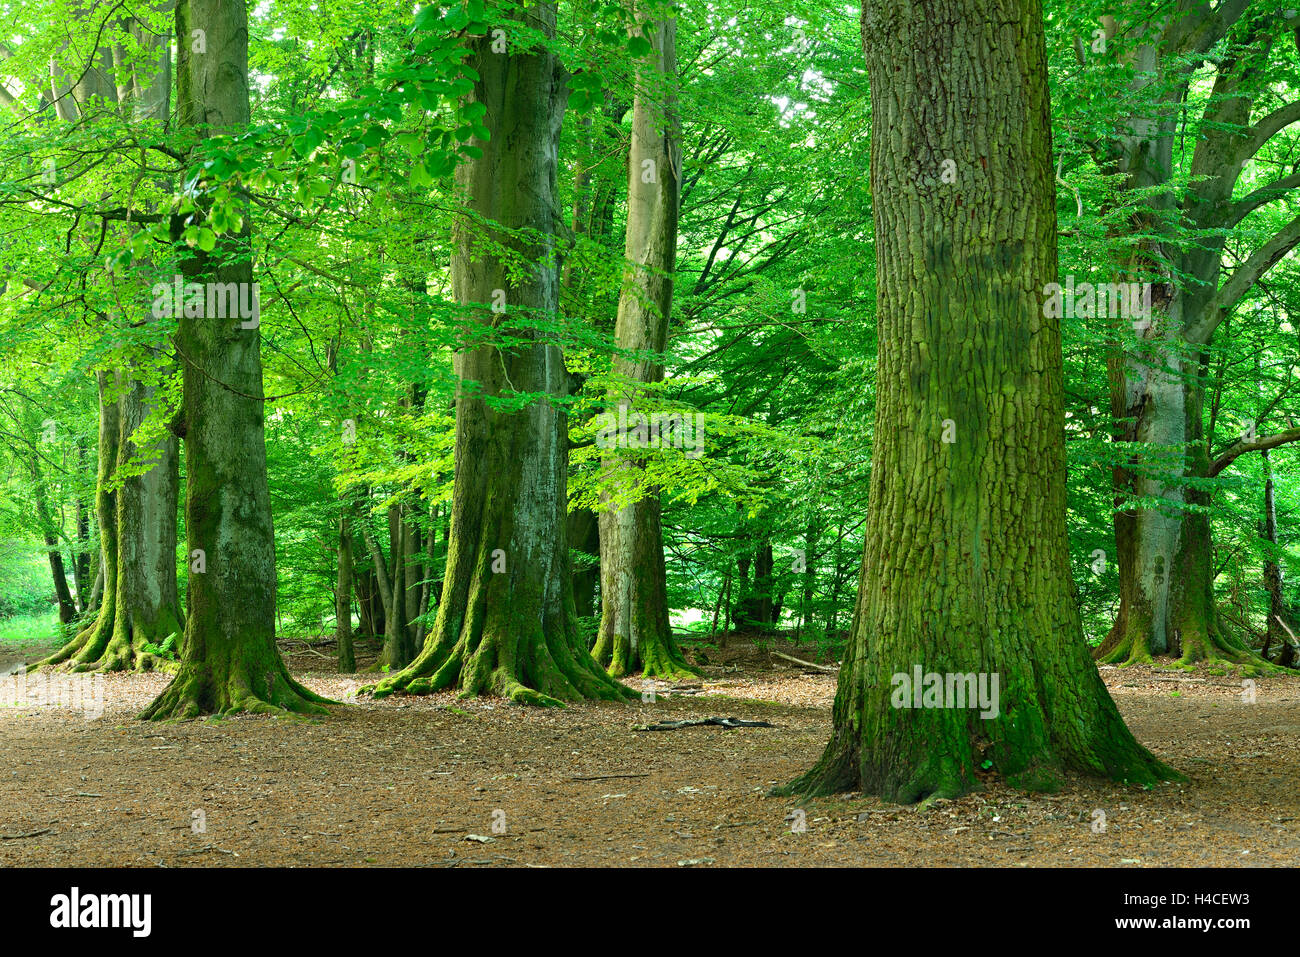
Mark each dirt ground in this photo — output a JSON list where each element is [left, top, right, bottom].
[[2, 636, 1299, 867]]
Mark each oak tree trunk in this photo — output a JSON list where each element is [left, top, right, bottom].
[[782, 0, 1178, 802]]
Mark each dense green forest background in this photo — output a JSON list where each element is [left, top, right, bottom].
[[1, 0, 1297, 672]]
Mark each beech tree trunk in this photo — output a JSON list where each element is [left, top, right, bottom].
[[38, 374, 183, 672], [337, 511, 355, 673], [1259, 449, 1293, 663], [1093, 10, 1300, 669], [32, 15, 184, 672], [591, 10, 696, 680], [142, 0, 328, 718], [781, 0, 1178, 802], [362, 514, 411, 671], [402, 505, 422, 649], [368, 2, 632, 706]]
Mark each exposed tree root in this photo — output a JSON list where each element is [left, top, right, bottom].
[[366, 606, 636, 707], [29, 601, 181, 675], [140, 657, 332, 720], [591, 628, 700, 682]]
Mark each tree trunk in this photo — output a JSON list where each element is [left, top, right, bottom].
[[73, 444, 92, 614], [142, 0, 328, 718], [1092, 10, 1300, 670], [362, 515, 408, 671], [37, 374, 184, 672], [567, 507, 600, 620], [591, 9, 696, 681], [32, 18, 184, 672], [43, 536, 77, 625], [781, 0, 1178, 802], [337, 511, 355, 673], [357, 568, 381, 645], [402, 505, 422, 651], [415, 500, 439, 647], [368, 2, 632, 706], [1098, 338, 1262, 666], [795, 518, 821, 641], [1259, 448, 1290, 662]]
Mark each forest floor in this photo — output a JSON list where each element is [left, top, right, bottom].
[[2, 633, 1299, 867]]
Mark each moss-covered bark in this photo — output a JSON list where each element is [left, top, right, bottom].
[[1099, 348, 1280, 672], [366, 3, 633, 707], [592, 10, 697, 682], [142, 0, 330, 719], [593, 492, 698, 680], [781, 0, 1180, 803], [36, 374, 184, 674], [1094, 12, 1299, 673]]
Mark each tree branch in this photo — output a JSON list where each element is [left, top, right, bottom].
[[1238, 100, 1300, 164], [1189, 212, 1300, 343], [1226, 169, 1300, 226], [1209, 428, 1300, 477]]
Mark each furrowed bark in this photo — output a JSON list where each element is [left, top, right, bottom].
[[781, 0, 1179, 803]]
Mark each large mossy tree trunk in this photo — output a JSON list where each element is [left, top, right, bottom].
[[32, 16, 184, 674], [781, 0, 1179, 803], [592, 11, 696, 682], [1092, 10, 1300, 670], [142, 0, 329, 719], [37, 374, 183, 673], [368, 2, 632, 707]]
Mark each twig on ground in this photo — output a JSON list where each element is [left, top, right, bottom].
[[771, 651, 837, 672], [0, 827, 52, 840], [570, 772, 652, 781]]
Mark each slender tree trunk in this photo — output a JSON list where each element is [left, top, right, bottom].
[[403, 505, 422, 651], [362, 516, 407, 670], [1260, 448, 1287, 660], [36, 375, 120, 670], [415, 501, 438, 647], [781, 0, 1178, 802], [369, 2, 631, 706], [796, 518, 820, 641], [42, 533, 77, 625], [337, 511, 355, 673], [142, 0, 328, 718], [708, 570, 728, 645], [357, 569, 381, 645], [73, 446, 91, 614], [718, 571, 732, 650]]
